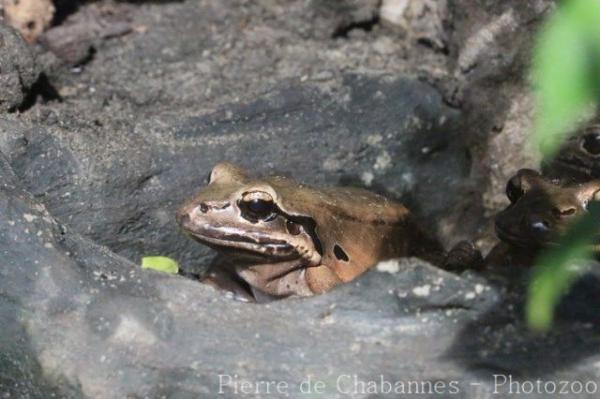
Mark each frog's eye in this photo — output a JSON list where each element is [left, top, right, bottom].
[[247, 199, 274, 215], [506, 169, 539, 203], [240, 191, 275, 221], [581, 132, 600, 156]]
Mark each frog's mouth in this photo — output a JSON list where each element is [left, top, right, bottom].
[[186, 225, 298, 258], [494, 223, 558, 249]]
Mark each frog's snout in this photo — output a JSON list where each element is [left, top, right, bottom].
[[176, 208, 192, 228]]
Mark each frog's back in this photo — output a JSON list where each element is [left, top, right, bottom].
[[266, 176, 430, 282], [267, 176, 410, 225]]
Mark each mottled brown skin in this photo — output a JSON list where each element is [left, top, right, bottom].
[[461, 169, 600, 271], [176, 162, 443, 301], [543, 122, 600, 183]]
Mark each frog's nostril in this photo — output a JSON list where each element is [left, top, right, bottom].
[[553, 207, 576, 217], [199, 203, 209, 213]]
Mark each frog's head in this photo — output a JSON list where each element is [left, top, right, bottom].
[[176, 162, 321, 265], [495, 169, 600, 248]]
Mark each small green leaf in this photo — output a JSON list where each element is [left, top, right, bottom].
[[141, 256, 179, 274], [526, 202, 600, 332]]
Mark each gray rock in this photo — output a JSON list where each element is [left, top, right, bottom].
[[380, 0, 449, 51], [0, 22, 38, 112], [443, 0, 555, 250], [0, 0, 599, 397], [0, 157, 491, 397], [1, 165, 598, 397], [3, 75, 473, 274]]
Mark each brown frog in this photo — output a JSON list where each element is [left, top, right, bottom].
[[542, 122, 600, 183], [176, 162, 444, 301], [464, 169, 600, 270]]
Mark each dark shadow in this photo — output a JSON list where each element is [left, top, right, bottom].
[[417, 37, 450, 55], [445, 266, 600, 378], [332, 15, 380, 39], [15, 73, 62, 113], [52, 0, 87, 26], [74, 45, 97, 67], [446, 172, 600, 377], [116, 0, 185, 2]]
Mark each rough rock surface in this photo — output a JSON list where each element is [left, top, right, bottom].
[[0, 75, 473, 273], [0, 23, 39, 112], [1, 170, 599, 397], [1, 0, 599, 397], [380, 0, 449, 51], [446, 0, 553, 247]]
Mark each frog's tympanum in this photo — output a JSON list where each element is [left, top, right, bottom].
[[485, 169, 600, 269], [177, 162, 443, 301], [543, 122, 600, 183]]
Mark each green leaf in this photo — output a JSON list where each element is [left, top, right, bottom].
[[141, 256, 179, 274], [526, 0, 600, 332], [531, 0, 600, 157], [526, 202, 600, 332]]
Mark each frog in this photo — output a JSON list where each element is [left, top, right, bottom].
[[457, 169, 600, 271], [176, 162, 445, 301], [542, 121, 600, 184]]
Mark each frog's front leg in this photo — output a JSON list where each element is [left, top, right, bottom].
[[236, 260, 316, 297], [201, 260, 256, 302], [443, 240, 484, 272], [305, 265, 343, 294]]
